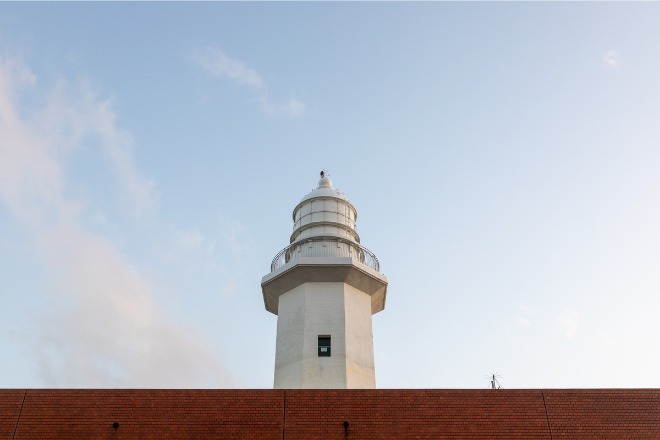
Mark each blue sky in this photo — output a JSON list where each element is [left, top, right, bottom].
[[1, 2, 660, 389]]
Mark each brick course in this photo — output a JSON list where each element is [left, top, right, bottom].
[[544, 389, 660, 439], [0, 389, 24, 440], [285, 389, 549, 440], [11, 389, 284, 440], [1, 388, 658, 439]]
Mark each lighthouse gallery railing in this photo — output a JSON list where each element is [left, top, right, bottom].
[[270, 237, 380, 272]]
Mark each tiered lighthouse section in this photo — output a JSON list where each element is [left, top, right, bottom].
[[261, 172, 388, 389]]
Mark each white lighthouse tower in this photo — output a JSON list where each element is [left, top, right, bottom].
[[261, 172, 388, 389]]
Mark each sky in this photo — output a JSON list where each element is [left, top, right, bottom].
[[1, 2, 660, 390]]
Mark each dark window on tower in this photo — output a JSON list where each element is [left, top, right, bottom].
[[318, 335, 331, 357]]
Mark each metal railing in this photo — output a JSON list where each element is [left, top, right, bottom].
[[270, 237, 380, 272]]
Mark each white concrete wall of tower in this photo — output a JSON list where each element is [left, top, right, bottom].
[[273, 282, 375, 389]]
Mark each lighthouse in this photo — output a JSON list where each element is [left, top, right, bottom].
[[261, 172, 388, 389]]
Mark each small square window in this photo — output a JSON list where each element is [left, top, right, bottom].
[[318, 335, 331, 357]]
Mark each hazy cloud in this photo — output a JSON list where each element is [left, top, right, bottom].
[[0, 61, 63, 223], [176, 228, 207, 251], [558, 307, 579, 339], [39, 79, 158, 221], [517, 304, 534, 327], [603, 50, 619, 69], [0, 57, 232, 387], [259, 94, 306, 118], [192, 47, 263, 88], [517, 317, 531, 327], [192, 47, 305, 118]]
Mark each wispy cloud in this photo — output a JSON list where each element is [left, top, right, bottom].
[[192, 47, 263, 88], [39, 78, 158, 221], [259, 94, 306, 118], [517, 317, 531, 327], [603, 50, 619, 69], [192, 47, 305, 118], [558, 307, 579, 339], [0, 57, 232, 387], [517, 304, 535, 327], [176, 228, 207, 252]]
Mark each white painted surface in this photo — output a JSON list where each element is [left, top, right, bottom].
[[291, 175, 359, 245], [261, 257, 387, 315], [344, 283, 376, 388], [274, 282, 375, 389], [266, 173, 384, 389]]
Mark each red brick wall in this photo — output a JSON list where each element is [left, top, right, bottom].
[[544, 389, 660, 439], [0, 389, 24, 440], [12, 389, 284, 440], [1, 388, 659, 440], [284, 389, 549, 440]]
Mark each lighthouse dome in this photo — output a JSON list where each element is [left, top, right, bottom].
[[298, 171, 349, 205], [291, 171, 359, 244]]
